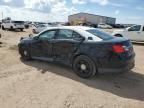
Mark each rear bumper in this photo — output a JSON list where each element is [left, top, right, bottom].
[[97, 55, 135, 73], [98, 60, 135, 73]]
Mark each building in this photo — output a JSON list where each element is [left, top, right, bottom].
[[68, 12, 116, 25]]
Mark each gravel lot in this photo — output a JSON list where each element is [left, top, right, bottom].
[[0, 28, 144, 108]]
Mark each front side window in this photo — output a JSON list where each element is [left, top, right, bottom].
[[128, 25, 141, 31], [39, 30, 56, 40]]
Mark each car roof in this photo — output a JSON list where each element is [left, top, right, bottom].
[[44, 26, 94, 31], [40, 26, 102, 42]]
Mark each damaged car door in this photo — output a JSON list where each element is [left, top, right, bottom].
[[53, 29, 84, 63], [30, 30, 57, 59]]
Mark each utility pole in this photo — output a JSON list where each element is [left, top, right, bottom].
[[2, 12, 3, 20]]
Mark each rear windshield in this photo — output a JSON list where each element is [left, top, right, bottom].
[[86, 29, 114, 40], [12, 21, 24, 23]]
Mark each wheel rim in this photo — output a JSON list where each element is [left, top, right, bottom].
[[81, 64, 86, 70], [76, 60, 91, 74]]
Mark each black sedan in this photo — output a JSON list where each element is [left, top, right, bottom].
[[18, 26, 135, 78]]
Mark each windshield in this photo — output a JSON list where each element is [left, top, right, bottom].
[[86, 29, 114, 40]]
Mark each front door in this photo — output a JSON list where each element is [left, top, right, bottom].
[[53, 29, 83, 62], [30, 30, 57, 58]]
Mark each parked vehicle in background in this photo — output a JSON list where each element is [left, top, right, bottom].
[[0, 21, 2, 29], [110, 24, 125, 28], [1, 20, 25, 31], [98, 23, 112, 29], [24, 22, 29, 29], [19, 26, 135, 78], [32, 23, 62, 34], [113, 25, 144, 41], [89, 24, 98, 28], [32, 24, 49, 34]]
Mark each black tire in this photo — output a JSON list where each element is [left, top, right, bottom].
[[19, 47, 31, 60], [115, 34, 122, 37], [73, 55, 96, 78], [10, 26, 13, 31], [2, 26, 5, 30], [20, 29, 23, 31]]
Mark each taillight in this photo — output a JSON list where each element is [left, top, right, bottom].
[[112, 44, 125, 54]]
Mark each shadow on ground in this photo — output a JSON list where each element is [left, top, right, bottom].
[[1, 29, 26, 32], [21, 58, 144, 101]]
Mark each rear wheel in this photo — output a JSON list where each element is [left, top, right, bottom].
[[73, 55, 96, 78], [10, 26, 14, 31], [2, 26, 5, 30], [19, 47, 31, 60]]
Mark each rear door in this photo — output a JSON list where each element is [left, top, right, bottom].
[[52, 29, 83, 62]]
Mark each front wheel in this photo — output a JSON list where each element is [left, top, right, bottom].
[[10, 26, 14, 31], [19, 47, 31, 60], [20, 29, 23, 31], [73, 55, 97, 78]]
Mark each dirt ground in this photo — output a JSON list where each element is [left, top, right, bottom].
[[0, 28, 144, 108]]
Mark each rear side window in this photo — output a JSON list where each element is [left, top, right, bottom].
[[57, 29, 73, 39], [73, 31, 83, 39], [56, 29, 83, 40], [87, 29, 114, 40]]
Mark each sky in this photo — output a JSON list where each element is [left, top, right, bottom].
[[0, 0, 144, 24]]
